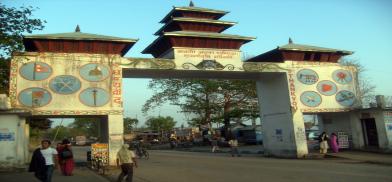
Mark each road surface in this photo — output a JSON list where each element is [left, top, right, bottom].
[[112, 150, 392, 182]]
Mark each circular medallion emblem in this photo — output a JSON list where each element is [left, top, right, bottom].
[[19, 62, 52, 81], [79, 87, 110, 107], [297, 69, 319, 85], [79, 63, 110, 82], [336, 90, 356, 107], [316, 80, 337, 96], [18, 88, 52, 107], [49, 75, 81, 94], [300, 91, 322, 107], [333, 69, 352, 84]]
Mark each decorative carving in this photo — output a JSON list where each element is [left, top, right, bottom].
[[182, 60, 234, 70], [301, 108, 352, 113], [9, 60, 19, 107], [32, 110, 123, 115], [288, 70, 298, 113], [242, 62, 289, 72], [122, 58, 176, 69]]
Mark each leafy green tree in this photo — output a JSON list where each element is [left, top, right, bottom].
[[29, 118, 53, 139], [49, 126, 71, 141], [143, 79, 259, 137], [145, 116, 176, 132], [0, 3, 46, 93], [124, 117, 139, 133], [70, 118, 100, 137]]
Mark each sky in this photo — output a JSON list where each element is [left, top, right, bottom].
[[3, 0, 392, 127]]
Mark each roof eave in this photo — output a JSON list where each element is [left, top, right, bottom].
[[278, 47, 353, 55], [142, 36, 165, 54], [159, 6, 229, 23], [23, 36, 138, 43], [163, 32, 255, 42]]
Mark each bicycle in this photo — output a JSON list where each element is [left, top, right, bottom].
[[91, 155, 106, 174], [136, 148, 149, 160]]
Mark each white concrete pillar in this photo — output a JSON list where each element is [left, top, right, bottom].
[[349, 112, 365, 149], [256, 73, 308, 158], [107, 114, 124, 165]]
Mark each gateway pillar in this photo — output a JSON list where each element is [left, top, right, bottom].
[[256, 73, 308, 158]]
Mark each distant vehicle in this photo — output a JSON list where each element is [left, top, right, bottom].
[[238, 129, 263, 145], [75, 136, 87, 146], [151, 138, 160, 144]]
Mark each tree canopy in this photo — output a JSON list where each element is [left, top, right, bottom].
[[69, 118, 100, 137], [142, 79, 259, 129], [124, 117, 139, 133], [145, 116, 176, 132], [0, 3, 46, 93]]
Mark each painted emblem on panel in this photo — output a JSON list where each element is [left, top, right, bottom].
[[18, 88, 51, 107], [79, 88, 110, 107], [79, 63, 110, 82], [19, 62, 52, 81], [316, 80, 337, 96], [300, 91, 322, 107], [297, 69, 318, 85], [333, 69, 352, 84], [336, 90, 355, 107], [49, 75, 81, 94]]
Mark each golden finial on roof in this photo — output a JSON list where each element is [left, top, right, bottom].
[[289, 37, 293, 44], [189, 0, 195, 7], [75, 25, 81, 32]]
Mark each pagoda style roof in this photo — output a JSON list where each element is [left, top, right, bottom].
[[247, 41, 353, 63], [23, 28, 138, 56], [144, 3, 254, 58], [160, 6, 229, 23], [278, 43, 352, 54], [24, 32, 138, 43], [143, 31, 255, 55], [163, 31, 255, 41], [154, 17, 236, 35]]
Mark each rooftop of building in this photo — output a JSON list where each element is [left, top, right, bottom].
[[160, 2, 229, 23], [24, 26, 138, 43]]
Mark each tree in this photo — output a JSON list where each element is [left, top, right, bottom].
[[124, 117, 139, 133], [145, 116, 176, 132], [28, 118, 53, 139], [142, 79, 259, 138], [70, 118, 100, 137], [0, 4, 46, 93], [339, 59, 376, 107]]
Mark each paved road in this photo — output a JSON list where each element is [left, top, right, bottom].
[[106, 150, 392, 182], [0, 166, 108, 182]]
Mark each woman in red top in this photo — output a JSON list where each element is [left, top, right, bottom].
[[59, 139, 75, 176]]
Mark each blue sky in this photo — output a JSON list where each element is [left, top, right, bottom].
[[3, 0, 392, 126]]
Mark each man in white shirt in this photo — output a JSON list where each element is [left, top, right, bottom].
[[29, 139, 58, 182], [228, 137, 241, 157], [117, 144, 137, 182]]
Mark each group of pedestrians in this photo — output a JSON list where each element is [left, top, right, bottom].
[[29, 139, 74, 182], [318, 132, 339, 154], [210, 135, 241, 157]]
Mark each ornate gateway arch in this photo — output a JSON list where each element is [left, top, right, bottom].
[[8, 3, 357, 165]]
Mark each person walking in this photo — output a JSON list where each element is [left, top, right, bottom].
[[117, 144, 138, 182], [211, 136, 220, 153], [58, 139, 74, 176], [29, 139, 58, 182], [330, 133, 339, 153], [318, 132, 329, 154], [228, 137, 241, 157]]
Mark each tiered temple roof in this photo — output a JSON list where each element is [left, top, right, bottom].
[[23, 26, 138, 56], [247, 39, 353, 63], [142, 2, 255, 58]]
